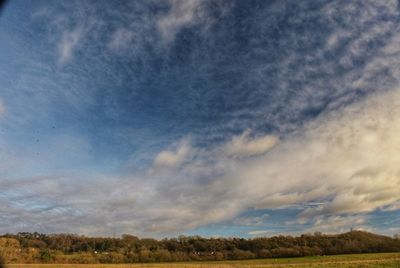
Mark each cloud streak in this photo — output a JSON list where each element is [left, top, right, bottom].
[[156, 0, 203, 43], [224, 130, 278, 157], [57, 27, 84, 64]]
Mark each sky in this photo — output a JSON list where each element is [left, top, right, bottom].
[[0, 0, 400, 238]]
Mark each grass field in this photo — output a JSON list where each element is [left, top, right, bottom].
[[6, 252, 400, 268]]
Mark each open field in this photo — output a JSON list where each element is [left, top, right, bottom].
[[7, 252, 400, 268]]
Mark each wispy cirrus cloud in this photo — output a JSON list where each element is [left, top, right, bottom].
[[57, 27, 84, 64], [107, 28, 136, 52], [156, 0, 203, 43], [224, 130, 278, 157]]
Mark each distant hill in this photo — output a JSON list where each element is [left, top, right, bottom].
[[0, 230, 399, 263]]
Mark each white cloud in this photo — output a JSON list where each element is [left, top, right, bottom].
[[157, 0, 203, 43], [57, 27, 83, 64], [248, 230, 269, 236], [301, 215, 368, 234], [225, 130, 279, 157], [107, 28, 135, 51], [153, 140, 192, 169], [141, 89, 400, 233], [231, 89, 400, 219], [2, 89, 400, 236]]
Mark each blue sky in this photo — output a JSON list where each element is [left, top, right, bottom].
[[0, 0, 400, 238]]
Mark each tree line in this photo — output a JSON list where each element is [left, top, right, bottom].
[[0, 230, 399, 263]]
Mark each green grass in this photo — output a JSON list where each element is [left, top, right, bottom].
[[7, 252, 400, 267]]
